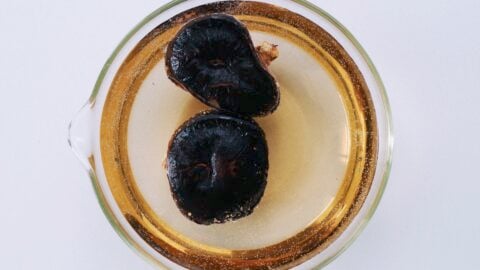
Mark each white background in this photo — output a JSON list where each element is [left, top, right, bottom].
[[1, 0, 479, 269]]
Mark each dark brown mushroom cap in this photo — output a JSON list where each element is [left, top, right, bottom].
[[165, 14, 279, 117], [166, 111, 268, 225]]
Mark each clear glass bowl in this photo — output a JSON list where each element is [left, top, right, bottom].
[[68, 0, 393, 269]]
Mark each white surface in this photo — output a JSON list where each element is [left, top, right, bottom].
[[0, 0, 479, 269]]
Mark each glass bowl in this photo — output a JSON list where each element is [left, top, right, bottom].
[[68, 0, 393, 269]]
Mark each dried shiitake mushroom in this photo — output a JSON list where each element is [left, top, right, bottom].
[[166, 14, 279, 117], [166, 111, 268, 225]]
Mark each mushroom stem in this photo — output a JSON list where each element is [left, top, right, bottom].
[[256, 42, 279, 66]]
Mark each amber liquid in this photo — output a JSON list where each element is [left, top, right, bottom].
[[100, 1, 377, 268], [126, 33, 351, 250]]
